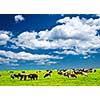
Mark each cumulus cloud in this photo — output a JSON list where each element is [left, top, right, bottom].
[[54, 50, 78, 55], [0, 57, 18, 66], [11, 16, 100, 57], [0, 50, 62, 61], [10, 45, 19, 49], [0, 57, 10, 64], [14, 15, 24, 23], [11, 31, 37, 49], [96, 14, 100, 17], [0, 31, 11, 45], [34, 59, 57, 65], [12, 31, 66, 49], [10, 63, 19, 66]]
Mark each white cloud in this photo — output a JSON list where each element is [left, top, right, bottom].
[[11, 31, 38, 49], [12, 31, 66, 49], [54, 50, 78, 55], [0, 49, 62, 66], [34, 59, 57, 65], [0, 31, 11, 45], [11, 16, 100, 56], [57, 17, 71, 24], [10, 63, 19, 66], [0, 57, 9, 64], [47, 61, 56, 64], [96, 14, 100, 17], [0, 57, 18, 65], [83, 55, 91, 59], [14, 15, 24, 23], [10, 45, 19, 49], [0, 50, 62, 61]]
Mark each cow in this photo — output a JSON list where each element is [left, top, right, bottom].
[[28, 73, 38, 80], [49, 70, 52, 74], [10, 73, 20, 79], [44, 73, 51, 78], [0, 74, 1, 77], [72, 69, 88, 76], [63, 72, 77, 78]]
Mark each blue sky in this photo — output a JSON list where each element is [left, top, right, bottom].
[[0, 14, 100, 70]]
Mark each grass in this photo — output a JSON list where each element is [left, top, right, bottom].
[[0, 69, 100, 86]]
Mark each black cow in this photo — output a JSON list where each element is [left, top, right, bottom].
[[28, 74, 38, 80], [17, 73, 28, 80], [49, 70, 52, 73], [0, 74, 1, 77], [44, 73, 51, 78], [10, 74, 15, 79], [57, 71, 63, 75], [69, 73, 77, 78], [9, 71, 14, 73], [22, 71, 25, 73], [63, 72, 77, 78], [94, 69, 96, 72], [10, 73, 19, 79]]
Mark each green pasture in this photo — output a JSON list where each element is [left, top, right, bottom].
[[0, 69, 100, 86]]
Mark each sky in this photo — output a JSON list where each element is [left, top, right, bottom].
[[0, 14, 100, 70]]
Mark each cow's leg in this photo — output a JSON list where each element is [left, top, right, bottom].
[[33, 77, 35, 80], [24, 75, 27, 80], [30, 77, 32, 80], [20, 76, 23, 80], [36, 76, 38, 80], [75, 75, 77, 78]]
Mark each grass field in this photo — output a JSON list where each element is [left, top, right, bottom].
[[0, 69, 100, 86]]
